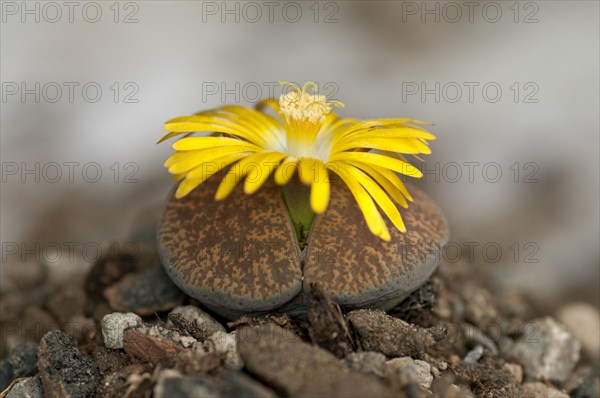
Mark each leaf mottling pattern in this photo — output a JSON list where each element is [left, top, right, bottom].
[[158, 172, 448, 317], [158, 170, 302, 313], [304, 176, 449, 308]]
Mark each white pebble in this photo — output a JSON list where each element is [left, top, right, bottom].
[[101, 312, 142, 349]]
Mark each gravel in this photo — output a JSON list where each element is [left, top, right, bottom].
[[38, 330, 99, 398], [463, 345, 484, 364], [122, 325, 194, 365], [1, 229, 591, 398], [509, 316, 581, 382], [386, 356, 433, 390], [344, 351, 387, 375], [347, 309, 438, 357], [0, 359, 14, 391], [556, 302, 600, 363], [520, 382, 569, 397], [237, 323, 393, 397], [101, 312, 143, 349], [5, 375, 43, 398], [167, 305, 225, 340], [154, 369, 277, 398], [200, 331, 243, 370], [103, 266, 185, 316], [7, 342, 38, 378]]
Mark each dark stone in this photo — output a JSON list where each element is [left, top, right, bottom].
[[85, 248, 137, 300], [237, 323, 393, 397], [122, 328, 187, 365], [38, 330, 99, 398], [347, 309, 437, 357], [103, 266, 185, 316], [572, 368, 600, 398], [5, 376, 43, 398], [155, 370, 277, 398], [0, 359, 14, 391], [451, 357, 520, 398], [167, 305, 225, 341], [8, 342, 38, 378]]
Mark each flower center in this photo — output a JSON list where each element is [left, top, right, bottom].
[[278, 82, 342, 159]]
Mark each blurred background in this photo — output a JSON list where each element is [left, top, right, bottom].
[[1, 1, 598, 315]]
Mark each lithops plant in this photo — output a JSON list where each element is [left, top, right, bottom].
[[157, 82, 448, 319]]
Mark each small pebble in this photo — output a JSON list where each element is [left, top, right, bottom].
[[123, 329, 184, 364], [38, 330, 99, 398], [413, 359, 434, 389], [520, 382, 569, 398], [5, 376, 43, 398], [461, 322, 498, 355], [200, 331, 244, 370], [344, 352, 387, 375], [8, 342, 38, 378], [154, 369, 277, 398], [101, 312, 143, 349], [0, 359, 14, 391], [103, 266, 185, 316], [463, 345, 484, 364], [167, 305, 225, 340], [347, 310, 437, 357], [557, 302, 600, 363], [510, 317, 580, 382], [386, 356, 433, 390], [238, 323, 393, 397], [122, 324, 196, 364], [502, 363, 523, 383], [569, 367, 600, 398]]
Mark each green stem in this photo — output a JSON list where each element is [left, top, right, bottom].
[[281, 180, 315, 249]]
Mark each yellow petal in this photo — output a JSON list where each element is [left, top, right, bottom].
[[336, 128, 436, 147], [215, 152, 281, 200], [274, 157, 298, 185], [328, 162, 389, 240], [255, 98, 281, 114], [356, 160, 413, 202], [354, 162, 408, 208], [164, 115, 268, 147], [329, 152, 423, 178], [351, 118, 433, 129], [167, 145, 258, 174], [310, 160, 330, 214], [244, 152, 287, 194], [341, 162, 406, 233], [298, 158, 316, 185], [175, 152, 247, 198], [173, 136, 254, 151], [333, 138, 432, 155], [157, 131, 194, 144]]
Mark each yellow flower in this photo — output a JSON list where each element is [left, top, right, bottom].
[[158, 82, 435, 241]]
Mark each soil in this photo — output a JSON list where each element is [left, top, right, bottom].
[[0, 240, 598, 398]]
